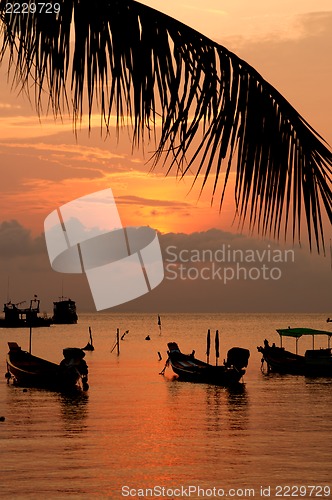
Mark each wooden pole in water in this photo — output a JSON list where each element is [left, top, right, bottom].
[[116, 328, 120, 356], [215, 330, 219, 366], [206, 329, 211, 364], [121, 330, 129, 340]]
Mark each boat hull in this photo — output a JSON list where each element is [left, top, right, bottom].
[[258, 344, 332, 377], [167, 343, 248, 386], [6, 343, 88, 391], [169, 360, 245, 385]]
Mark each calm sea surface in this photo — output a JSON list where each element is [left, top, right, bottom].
[[1, 313, 332, 499]]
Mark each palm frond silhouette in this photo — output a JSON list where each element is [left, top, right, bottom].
[[1, 0, 331, 251]]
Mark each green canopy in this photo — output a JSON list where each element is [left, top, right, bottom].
[[276, 328, 332, 338]]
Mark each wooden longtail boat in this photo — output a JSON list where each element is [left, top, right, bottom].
[[165, 342, 250, 386], [258, 328, 332, 376], [6, 342, 89, 391]]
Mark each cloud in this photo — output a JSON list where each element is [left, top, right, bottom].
[[0, 110, 163, 141], [0, 141, 125, 161], [223, 10, 332, 50], [218, 10, 332, 143], [150, 229, 331, 313], [116, 194, 191, 209], [158, 228, 330, 263], [0, 141, 133, 180], [0, 222, 329, 312], [218, 9, 332, 47], [294, 10, 332, 38], [0, 141, 149, 198], [0, 115, 73, 140], [0, 102, 22, 110], [0, 220, 45, 258]]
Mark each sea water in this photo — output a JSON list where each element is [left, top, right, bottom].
[[0, 313, 332, 499]]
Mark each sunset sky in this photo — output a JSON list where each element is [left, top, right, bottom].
[[0, 0, 331, 312]]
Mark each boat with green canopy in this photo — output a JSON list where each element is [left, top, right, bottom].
[[257, 328, 332, 376]]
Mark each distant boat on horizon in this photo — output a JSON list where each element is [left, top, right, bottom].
[[0, 297, 52, 328], [52, 297, 78, 325]]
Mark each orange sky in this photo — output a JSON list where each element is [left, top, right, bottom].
[[0, 83, 240, 235], [0, 0, 331, 238], [0, 1, 331, 311]]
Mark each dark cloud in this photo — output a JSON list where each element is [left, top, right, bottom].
[[111, 229, 331, 313], [0, 220, 90, 310], [0, 220, 45, 258], [0, 222, 330, 313]]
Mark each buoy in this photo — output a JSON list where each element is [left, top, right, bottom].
[[145, 335, 150, 341], [0, 416, 5, 422]]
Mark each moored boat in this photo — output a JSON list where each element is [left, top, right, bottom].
[[258, 328, 332, 376], [164, 342, 250, 386], [6, 342, 89, 391], [52, 297, 78, 324], [0, 298, 52, 328]]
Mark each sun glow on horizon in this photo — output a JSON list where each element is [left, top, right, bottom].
[[0, 0, 330, 247]]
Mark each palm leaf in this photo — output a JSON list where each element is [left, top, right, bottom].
[[0, 0, 331, 251]]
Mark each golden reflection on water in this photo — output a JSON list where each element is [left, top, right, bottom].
[[1, 313, 332, 498]]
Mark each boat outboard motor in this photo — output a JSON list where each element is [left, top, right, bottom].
[[60, 348, 89, 390], [226, 347, 250, 370]]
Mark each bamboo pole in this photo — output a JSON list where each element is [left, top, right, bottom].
[[111, 328, 121, 354], [206, 329, 211, 364], [215, 330, 219, 366], [116, 328, 120, 356]]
